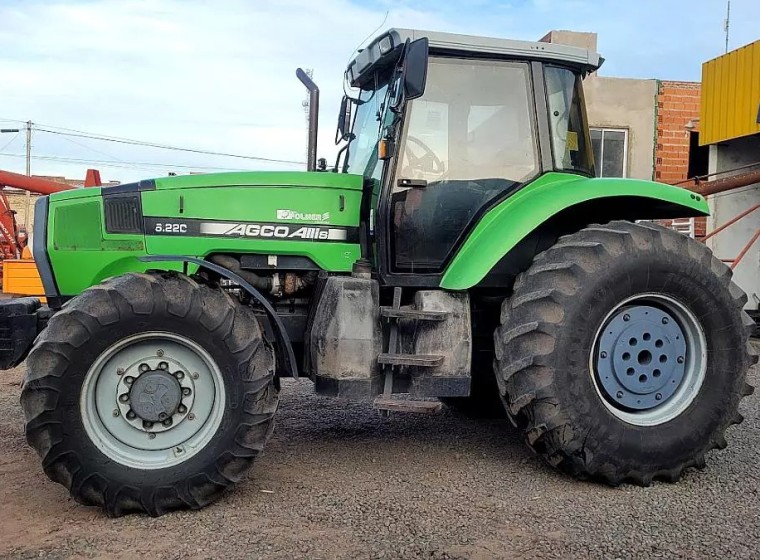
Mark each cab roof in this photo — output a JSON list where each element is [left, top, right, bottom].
[[347, 28, 602, 87]]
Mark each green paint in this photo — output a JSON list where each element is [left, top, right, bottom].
[[440, 172, 709, 290], [46, 172, 364, 295]]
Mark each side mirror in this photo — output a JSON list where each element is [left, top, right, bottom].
[[336, 95, 351, 142], [403, 38, 428, 100]]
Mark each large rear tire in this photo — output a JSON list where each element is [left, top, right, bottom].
[[21, 272, 278, 516], [494, 221, 757, 485]]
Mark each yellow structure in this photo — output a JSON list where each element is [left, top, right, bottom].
[[2, 260, 45, 301], [700, 39, 760, 145]]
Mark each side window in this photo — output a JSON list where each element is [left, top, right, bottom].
[[390, 58, 538, 272], [544, 66, 594, 175], [590, 128, 628, 177]]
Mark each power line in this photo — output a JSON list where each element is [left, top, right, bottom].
[[0, 132, 20, 153], [34, 125, 305, 166], [0, 152, 254, 173], [0, 117, 306, 166]]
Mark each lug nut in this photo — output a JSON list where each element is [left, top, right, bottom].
[[174, 371, 185, 380], [139, 363, 150, 373], [655, 393, 663, 401], [118, 393, 130, 403], [616, 391, 624, 399], [623, 314, 630, 322], [158, 361, 169, 370], [182, 388, 192, 396], [126, 410, 136, 420], [143, 421, 154, 430], [162, 418, 173, 427], [124, 376, 135, 385], [157, 349, 164, 357], [178, 404, 187, 414]]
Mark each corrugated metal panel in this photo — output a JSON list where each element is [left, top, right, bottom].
[[701, 39, 760, 146]]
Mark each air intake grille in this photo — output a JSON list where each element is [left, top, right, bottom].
[[104, 195, 142, 234]]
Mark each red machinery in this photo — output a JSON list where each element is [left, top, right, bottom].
[[0, 170, 75, 275]]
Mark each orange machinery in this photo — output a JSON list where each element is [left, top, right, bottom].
[[0, 170, 105, 298]]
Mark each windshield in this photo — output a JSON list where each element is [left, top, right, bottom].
[[544, 65, 594, 176], [344, 82, 389, 177]]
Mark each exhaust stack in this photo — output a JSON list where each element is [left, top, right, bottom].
[[296, 68, 319, 172]]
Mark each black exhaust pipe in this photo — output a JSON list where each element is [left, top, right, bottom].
[[296, 68, 319, 172]]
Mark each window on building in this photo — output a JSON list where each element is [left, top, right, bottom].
[[590, 128, 628, 177]]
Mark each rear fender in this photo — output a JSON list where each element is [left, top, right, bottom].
[[441, 173, 709, 290]]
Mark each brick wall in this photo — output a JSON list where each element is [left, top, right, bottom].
[[655, 81, 706, 237]]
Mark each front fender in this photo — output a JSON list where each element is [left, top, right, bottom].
[[440, 173, 709, 290]]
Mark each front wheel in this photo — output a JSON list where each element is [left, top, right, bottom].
[[494, 221, 757, 485], [21, 272, 279, 516]]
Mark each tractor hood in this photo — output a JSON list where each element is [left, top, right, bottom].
[[48, 171, 364, 202]]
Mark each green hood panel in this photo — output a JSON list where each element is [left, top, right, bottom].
[[46, 171, 365, 295], [153, 171, 364, 191], [441, 173, 709, 290], [47, 171, 364, 202]]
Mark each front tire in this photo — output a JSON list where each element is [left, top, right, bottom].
[[21, 272, 278, 516], [494, 221, 757, 485]]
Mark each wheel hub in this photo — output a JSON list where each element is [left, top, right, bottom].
[[129, 370, 182, 422], [596, 304, 687, 411]]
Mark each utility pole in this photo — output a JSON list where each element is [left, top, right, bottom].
[[24, 120, 32, 232], [724, 0, 731, 53]]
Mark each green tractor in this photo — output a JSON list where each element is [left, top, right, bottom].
[[2, 29, 755, 516]]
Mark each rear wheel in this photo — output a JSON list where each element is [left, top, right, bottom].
[[494, 221, 756, 485], [21, 272, 278, 516]]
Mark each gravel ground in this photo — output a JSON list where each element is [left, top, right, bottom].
[[1, 346, 759, 560]]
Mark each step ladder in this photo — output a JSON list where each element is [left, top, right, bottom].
[[374, 287, 447, 415], [670, 218, 696, 238]]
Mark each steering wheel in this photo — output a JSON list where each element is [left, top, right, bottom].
[[404, 136, 445, 176]]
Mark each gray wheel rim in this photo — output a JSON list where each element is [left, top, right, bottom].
[[80, 332, 226, 469], [590, 293, 707, 426]]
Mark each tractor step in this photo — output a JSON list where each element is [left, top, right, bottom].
[[373, 396, 443, 414], [378, 353, 444, 367], [380, 306, 448, 321]]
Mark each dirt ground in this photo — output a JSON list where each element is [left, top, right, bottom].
[[1, 349, 760, 559]]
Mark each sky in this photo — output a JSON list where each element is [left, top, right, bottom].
[[1, 0, 758, 183]]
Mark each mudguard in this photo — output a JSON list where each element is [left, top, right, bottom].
[[441, 173, 709, 290]]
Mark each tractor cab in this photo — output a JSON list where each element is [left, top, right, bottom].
[[337, 29, 600, 281]]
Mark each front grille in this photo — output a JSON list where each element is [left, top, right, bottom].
[[104, 195, 142, 234]]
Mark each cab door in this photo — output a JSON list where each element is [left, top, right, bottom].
[[385, 57, 540, 275]]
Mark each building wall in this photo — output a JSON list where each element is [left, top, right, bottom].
[[584, 75, 658, 180], [655, 81, 706, 237], [4, 191, 40, 232], [655, 81, 701, 184], [705, 134, 760, 310]]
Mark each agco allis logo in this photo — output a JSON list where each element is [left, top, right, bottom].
[[219, 223, 332, 240], [276, 209, 330, 222]]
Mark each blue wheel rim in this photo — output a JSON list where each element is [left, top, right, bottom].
[[591, 294, 706, 426]]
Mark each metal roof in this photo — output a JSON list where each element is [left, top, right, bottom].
[[351, 28, 602, 75]]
